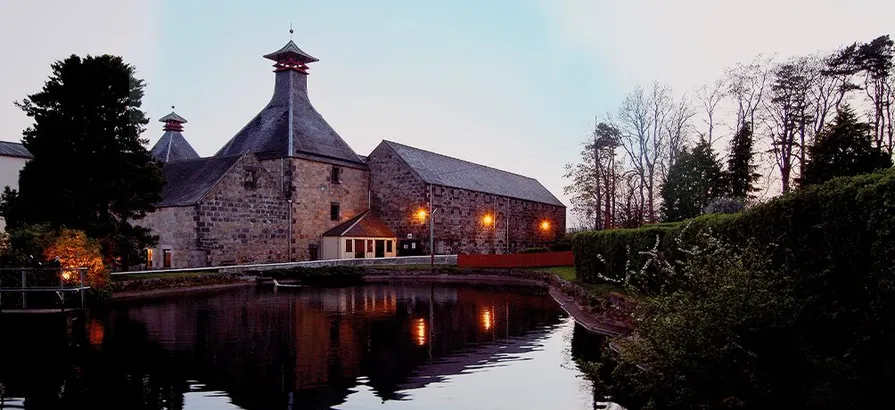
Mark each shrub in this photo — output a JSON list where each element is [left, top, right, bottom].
[[701, 196, 745, 215], [518, 247, 550, 254], [261, 266, 365, 286], [596, 226, 895, 409], [576, 167, 895, 407], [43, 228, 110, 298], [572, 167, 895, 296]]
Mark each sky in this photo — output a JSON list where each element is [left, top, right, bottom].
[[1, 0, 893, 226]]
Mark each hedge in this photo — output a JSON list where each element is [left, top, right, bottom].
[[572, 168, 895, 292], [260, 266, 366, 286]]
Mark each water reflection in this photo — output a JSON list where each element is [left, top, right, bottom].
[[0, 283, 608, 410]]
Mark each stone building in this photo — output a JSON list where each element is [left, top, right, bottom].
[[367, 140, 565, 255], [137, 38, 564, 269]]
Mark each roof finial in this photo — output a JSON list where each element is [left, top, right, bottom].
[[171, 105, 175, 111], [289, 23, 294, 40]]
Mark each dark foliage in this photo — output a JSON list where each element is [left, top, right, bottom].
[[801, 105, 892, 186], [5, 54, 164, 269], [517, 247, 551, 254], [725, 122, 761, 199], [660, 139, 726, 222], [574, 168, 895, 408], [261, 266, 366, 286]]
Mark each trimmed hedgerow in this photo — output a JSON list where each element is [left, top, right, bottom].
[[260, 266, 366, 286], [572, 167, 895, 293]]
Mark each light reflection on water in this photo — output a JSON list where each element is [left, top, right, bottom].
[[0, 283, 617, 410]]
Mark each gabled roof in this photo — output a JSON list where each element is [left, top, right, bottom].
[[0, 141, 32, 159], [159, 156, 242, 207], [214, 69, 365, 166], [151, 131, 200, 163], [322, 210, 397, 238], [380, 140, 565, 207]]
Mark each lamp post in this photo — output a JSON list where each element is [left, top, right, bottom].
[[428, 184, 436, 270], [287, 199, 293, 262]]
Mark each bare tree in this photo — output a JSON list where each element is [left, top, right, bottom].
[[727, 56, 772, 131], [615, 83, 683, 224], [665, 93, 695, 172], [695, 79, 726, 146]]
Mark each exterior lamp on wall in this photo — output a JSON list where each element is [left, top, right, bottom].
[[482, 214, 494, 227], [416, 209, 428, 223], [540, 220, 551, 232]]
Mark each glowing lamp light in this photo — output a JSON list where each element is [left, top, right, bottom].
[[61, 271, 72, 281], [540, 220, 551, 231], [414, 318, 427, 346], [416, 209, 428, 222], [482, 214, 494, 226], [481, 308, 493, 331]]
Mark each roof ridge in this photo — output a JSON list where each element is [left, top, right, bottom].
[[339, 210, 369, 236], [382, 140, 539, 181]]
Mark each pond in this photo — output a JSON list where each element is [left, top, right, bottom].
[[0, 283, 619, 410]]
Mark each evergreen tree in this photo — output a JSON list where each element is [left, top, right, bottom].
[[6, 55, 164, 268], [726, 122, 761, 199], [801, 105, 892, 186], [660, 139, 725, 222]]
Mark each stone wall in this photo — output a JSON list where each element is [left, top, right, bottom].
[[264, 157, 369, 261], [198, 155, 289, 265], [137, 206, 200, 269], [367, 144, 566, 255]]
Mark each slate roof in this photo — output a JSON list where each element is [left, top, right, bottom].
[[381, 140, 565, 207], [151, 131, 200, 163], [214, 68, 365, 166], [322, 210, 397, 238], [159, 111, 188, 123], [159, 156, 242, 207], [263, 40, 319, 64], [0, 141, 32, 159]]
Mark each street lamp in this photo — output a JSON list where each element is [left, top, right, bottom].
[[415, 185, 438, 269]]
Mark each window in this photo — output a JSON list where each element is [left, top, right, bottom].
[[330, 202, 340, 220], [330, 166, 342, 184], [386, 240, 393, 253], [244, 169, 257, 190], [146, 249, 154, 268], [345, 239, 353, 252], [162, 249, 172, 268]]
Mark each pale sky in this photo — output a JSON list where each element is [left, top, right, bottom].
[[1, 0, 893, 225]]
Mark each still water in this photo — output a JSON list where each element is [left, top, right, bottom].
[[0, 283, 611, 410]]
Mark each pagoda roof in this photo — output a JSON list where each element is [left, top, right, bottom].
[[214, 65, 365, 166], [159, 111, 188, 123], [263, 40, 319, 64]]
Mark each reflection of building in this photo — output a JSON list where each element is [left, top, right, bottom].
[[0, 141, 32, 231], [137, 36, 565, 269], [101, 284, 562, 409]]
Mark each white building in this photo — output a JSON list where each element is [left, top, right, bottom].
[[0, 141, 32, 231]]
